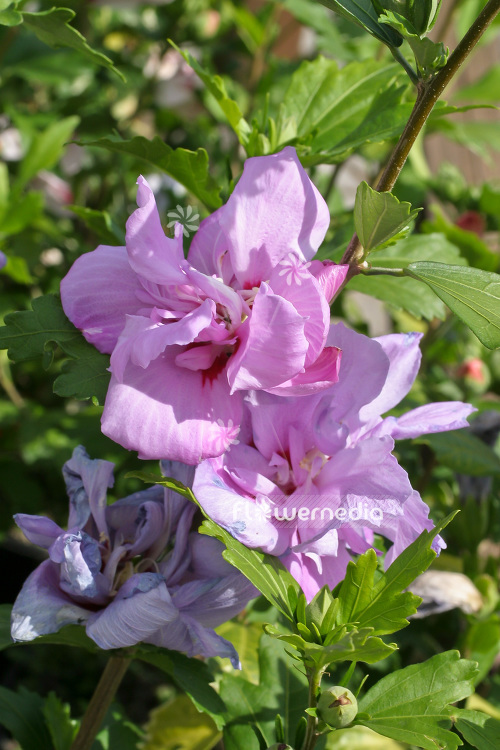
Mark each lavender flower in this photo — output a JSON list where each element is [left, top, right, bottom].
[[11, 447, 254, 666]]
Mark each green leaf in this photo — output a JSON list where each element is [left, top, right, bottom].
[[416, 430, 500, 477], [336, 514, 457, 636], [0, 686, 53, 750], [0, 294, 110, 402], [68, 205, 125, 246], [304, 626, 396, 669], [279, 57, 412, 162], [346, 233, 466, 320], [200, 519, 300, 622], [379, 10, 448, 76], [0, 604, 12, 651], [21, 8, 123, 81], [316, 0, 403, 47], [220, 635, 308, 750], [0, 7, 22, 26], [0, 191, 43, 238], [354, 181, 420, 253], [358, 651, 478, 749], [80, 136, 222, 211], [141, 694, 221, 750], [405, 262, 500, 348], [462, 615, 500, 685], [452, 708, 500, 749], [43, 693, 77, 750], [169, 41, 251, 148], [137, 648, 226, 731], [455, 64, 500, 103], [15, 116, 80, 192], [216, 620, 263, 685]]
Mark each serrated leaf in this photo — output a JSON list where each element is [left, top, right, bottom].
[[452, 708, 500, 749], [80, 135, 222, 211], [379, 10, 448, 76], [200, 519, 301, 622], [316, 0, 403, 46], [68, 205, 125, 245], [21, 7, 123, 81], [43, 693, 77, 750], [336, 514, 457, 636], [0, 686, 53, 750], [358, 651, 478, 749], [354, 181, 420, 253], [137, 647, 226, 731], [141, 694, 221, 750], [279, 57, 412, 161], [304, 626, 396, 669], [169, 41, 251, 147], [0, 294, 110, 402], [405, 262, 500, 348], [347, 233, 466, 320]]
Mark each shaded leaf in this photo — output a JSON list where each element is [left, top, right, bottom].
[[80, 135, 222, 211], [316, 0, 403, 46], [405, 262, 500, 348], [68, 205, 125, 246], [141, 694, 221, 750], [0, 686, 53, 750], [15, 116, 80, 191], [43, 693, 77, 750], [453, 708, 500, 749], [416, 430, 500, 477], [22, 8, 123, 80]]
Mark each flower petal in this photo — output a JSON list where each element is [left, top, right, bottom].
[[359, 332, 423, 426], [14, 514, 63, 549], [220, 147, 330, 287], [266, 346, 341, 396], [227, 284, 309, 393], [60, 244, 145, 354], [374, 401, 476, 440], [63, 446, 114, 538], [126, 176, 186, 285], [172, 572, 256, 628], [85, 573, 176, 649], [101, 350, 243, 463], [110, 299, 214, 381], [11, 560, 90, 641], [307, 261, 349, 304], [149, 612, 240, 667]]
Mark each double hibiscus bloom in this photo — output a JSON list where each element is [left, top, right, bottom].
[[61, 147, 348, 464]]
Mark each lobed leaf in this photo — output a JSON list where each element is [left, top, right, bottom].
[[354, 181, 420, 253]]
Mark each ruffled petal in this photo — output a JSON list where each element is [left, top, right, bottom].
[[266, 346, 341, 397], [384, 491, 445, 567], [85, 573, 177, 649], [187, 210, 228, 279], [63, 446, 114, 538], [172, 573, 255, 628], [11, 560, 90, 641], [14, 514, 63, 549], [220, 147, 330, 287], [307, 261, 349, 304], [126, 176, 186, 285], [193, 459, 281, 552], [359, 332, 423, 427], [269, 257, 329, 367], [110, 299, 214, 381], [60, 244, 145, 354], [101, 350, 243, 463], [149, 612, 240, 668], [227, 284, 309, 393], [374, 401, 476, 440]]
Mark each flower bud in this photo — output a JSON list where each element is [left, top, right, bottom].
[[373, 0, 441, 36], [317, 686, 358, 728]]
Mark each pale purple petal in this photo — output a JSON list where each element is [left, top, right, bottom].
[[193, 459, 282, 552], [11, 560, 90, 641], [384, 491, 445, 567], [101, 351, 243, 463], [307, 261, 349, 304], [185, 266, 242, 326], [150, 613, 240, 668], [63, 446, 114, 538], [359, 332, 423, 426], [172, 573, 255, 627], [266, 346, 342, 396], [220, 147, 330, 287], [227, 284, 309, 393], [0, 251, 6, 269], [85, 573, 177, 649], [374, 402, 476, 440], [110, 300, 214, 381], [269, 258, 329, 367], [126, 176, 186, 285], [187, 210, 229, 279], [325, 323, 390, 430], [14, 514, 63, 549], [188, 534, 238, 579], [160, 460, 196, 490], [60, 244, 145, 354]]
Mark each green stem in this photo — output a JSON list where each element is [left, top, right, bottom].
[[70, 655, 132, 750], [389, 46, 419, 84], [301, 667, 324, 750], [341, 0, 500, 269]]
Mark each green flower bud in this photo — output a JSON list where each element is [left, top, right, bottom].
[[317, 686, 358, 729]]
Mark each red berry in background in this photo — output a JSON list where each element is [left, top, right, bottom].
[[455, 211, 486, 236]]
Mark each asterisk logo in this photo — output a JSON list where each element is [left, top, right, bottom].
[[166, 204, 200, 237]]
